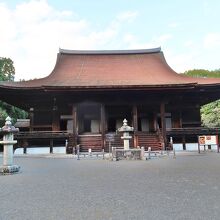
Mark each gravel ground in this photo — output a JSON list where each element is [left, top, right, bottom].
[[0, 152, 220, 220]]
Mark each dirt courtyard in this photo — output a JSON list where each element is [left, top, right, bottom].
[[0, 152, 220, 220]]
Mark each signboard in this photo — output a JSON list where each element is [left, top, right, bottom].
[[106, 134, 115, 142], [198, 135, 218, 145]]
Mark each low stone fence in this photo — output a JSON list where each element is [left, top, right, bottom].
[[112, 147, 145, 161], [111, 147, 173, 161], [75, 145, 105, 160]]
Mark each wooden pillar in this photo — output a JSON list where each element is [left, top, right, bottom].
[[50, 139, 53, 154], [29, 107, 34, 132], [182, 135, 186, 150], [132, 105, 138, 148], [52, 106, 60, 131], [24, 146, 27, 154], [72, 104, 78, 146], [179, 110, 183, 128], [100, 104, 106, 150], [160, 102, 167, 149], [153, 112, 157, 131]]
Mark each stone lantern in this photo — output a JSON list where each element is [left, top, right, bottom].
[[118, 119, 134, 150], [0, 116, 20, 174]]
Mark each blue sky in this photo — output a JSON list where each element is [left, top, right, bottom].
[[0, 0, 220, 80]]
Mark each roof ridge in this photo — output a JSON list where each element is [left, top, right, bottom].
[[59, 47, 161, 55]]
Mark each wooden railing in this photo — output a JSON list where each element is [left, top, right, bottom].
[[166, 127, 220, 135], [15, 131, 70, 139]]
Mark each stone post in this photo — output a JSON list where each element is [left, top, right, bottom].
[[112, 147, 116, 161], [140, 147, 145, 160], [0, 116, 20, 174]]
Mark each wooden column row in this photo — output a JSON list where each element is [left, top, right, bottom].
[[69, 103, 170, 150]]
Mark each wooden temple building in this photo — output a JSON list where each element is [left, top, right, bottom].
[[0, 47, 220, 153]]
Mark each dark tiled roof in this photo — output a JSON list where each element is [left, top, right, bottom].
[[1, 48, 220, 90]]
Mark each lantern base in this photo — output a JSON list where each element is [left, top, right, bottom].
[[0, 165, 20, 174]]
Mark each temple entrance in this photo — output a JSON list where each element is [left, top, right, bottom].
[[137, 106, 157, 132], [157, 113, 172, 129], [77, 103, 101, 134], [138, 118, 150, 132], [106, 105, 132, 132], [60, 115, 73, 132]]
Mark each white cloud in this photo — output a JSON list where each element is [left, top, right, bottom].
[[2, 0, 219, 81], [0, 1, 139, 80], [168, 22, 180, 28], [116, 11, 139, 22], [202, 0, 211, 16], [184, 40, 194, 47], [122, 33, 172, 49], [0, 0, 88, 80], [204, 33, 220, 49], [157, 34, 172, 43], [165, 50, 198, 73]]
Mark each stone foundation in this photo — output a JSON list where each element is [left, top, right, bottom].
[[112, 148, 145, 160], [0, 165, 20, 175]]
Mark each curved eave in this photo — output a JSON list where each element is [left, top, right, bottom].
[[197, 83, 220, 87], [1, 81, 220, 92], [37, 83, 199, 91], [0, 85, 42, 90], [0, 83, 198, 91]]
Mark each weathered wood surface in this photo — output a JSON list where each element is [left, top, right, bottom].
[[137, 132, 163, 151], [78, 134, 102, 152]]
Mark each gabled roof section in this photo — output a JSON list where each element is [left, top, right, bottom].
[[1, 47, 220, 90]]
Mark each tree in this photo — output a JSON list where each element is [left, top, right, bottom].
[[0, 57, 27, 124], [184, 69, 220, 78], [184, 69, 220, 127], [201, 100, 220, 127], [0, 57, 15, 81]]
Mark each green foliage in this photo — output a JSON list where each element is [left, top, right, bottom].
[[184, 69, 220, 128], [0, 57, 15, 81], [0, 101, 28, 123], [201, 100, 220, 127], [184, 69, 220, 78], [0, 57, 27, 123]]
